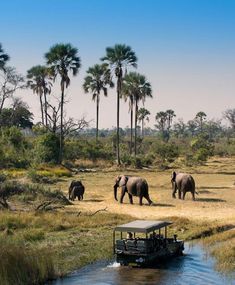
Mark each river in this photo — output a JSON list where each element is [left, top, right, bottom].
[[49, 243, 235, 285]]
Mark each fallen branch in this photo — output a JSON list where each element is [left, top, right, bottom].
[[87, 207, 108, 216], [35, 200, 64, 211]]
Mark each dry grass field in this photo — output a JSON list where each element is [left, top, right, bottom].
[[59, 156, 235, 224]]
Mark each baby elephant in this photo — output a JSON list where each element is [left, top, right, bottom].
[[171, 171, 197, 200], [69, 180, 85, 201]]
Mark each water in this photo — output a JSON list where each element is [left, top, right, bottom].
[[49, 243, 235, 285]]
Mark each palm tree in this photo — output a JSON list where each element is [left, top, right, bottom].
[[155, 111, 168, 140], [165, 109, 176, 132], [0, 43, 9, 71], [27, 65, 52, 127], [101, 44, 137, 164], [83, 63, 114, 142], [137, 107, 150, 137], [122, 72, 152, 156], [45, 43, 81, 163]]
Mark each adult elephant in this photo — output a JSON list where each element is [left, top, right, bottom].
[[113, 175, 153, 205], [171, 171, 197, 200], [68, 180, 85, 200], [70, 185, 85, 201]]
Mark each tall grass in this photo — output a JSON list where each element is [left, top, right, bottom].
[[0, 242, 55, 285]]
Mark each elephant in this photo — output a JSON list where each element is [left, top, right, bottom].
[[70, 185, 85, 201], [68, 180, 85, 201], [171, 171, 197, 200], [113, 175, 153, 206]]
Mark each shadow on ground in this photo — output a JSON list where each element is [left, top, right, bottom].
[[83, 199, 104, 203], [197, 198, 226, 203], [151, 203, 175, 207]]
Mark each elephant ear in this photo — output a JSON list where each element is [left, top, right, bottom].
[[119, 176, 128, 187]]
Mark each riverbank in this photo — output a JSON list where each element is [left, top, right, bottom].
[[0, 156, 234, 284]]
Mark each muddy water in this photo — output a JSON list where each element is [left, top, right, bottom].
[[50, 243, 235, 285]]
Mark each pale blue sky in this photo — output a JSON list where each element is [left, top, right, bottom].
[[1, 0, 235, 128]]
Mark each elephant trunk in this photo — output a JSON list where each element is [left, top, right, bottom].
[[114, 184, 118, 201]]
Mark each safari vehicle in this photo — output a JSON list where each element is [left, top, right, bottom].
[[113, 220, 184, 266]]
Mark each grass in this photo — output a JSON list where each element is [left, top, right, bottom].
[[0, 242, 55, 285], [202, 229, 235, 273], [0, 156, 235, 283]]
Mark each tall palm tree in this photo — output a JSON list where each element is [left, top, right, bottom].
[[0, 43, 9, 71], [27, 65, 52, 127], [101, 44, 137, 164], [155, 111, 167, 132], [83, 63, 114, 142], [165, 109, 176, 131], [137, 107, 150, 137], [45, 43, 81, 164], [122, 72, 152, 156]]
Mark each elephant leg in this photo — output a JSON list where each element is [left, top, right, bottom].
[[145, 194, 152, 205], [182, 191, 186, 200], [139, 196, 143, 206], [120, 186, 126, 203], [178, 190, 181, 199], [128, 193, 133, 204], [191, 192, 195, 201], [172, 185, 177, 198]]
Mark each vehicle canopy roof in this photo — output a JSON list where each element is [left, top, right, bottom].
[[114, 220, 172, 234]]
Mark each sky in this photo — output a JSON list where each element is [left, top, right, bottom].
[[0, 0, 235, 129]]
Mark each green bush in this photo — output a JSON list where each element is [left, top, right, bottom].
[[64, 138, 114, 162], [190, 135, 214, 163], [0, 127, 31, 168], [34, 132, 60, 164], [151, 142, 179, 164]]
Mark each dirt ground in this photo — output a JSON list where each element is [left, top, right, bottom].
[[59, 157, 235, 224]]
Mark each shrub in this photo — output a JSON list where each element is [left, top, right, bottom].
[[151, 142, 179, 164], [34, 132, 60, 164], [190, 135, 214, 163], [0, 181, 70, 205]]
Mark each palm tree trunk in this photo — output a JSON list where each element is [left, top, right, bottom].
[[96, 93, 100, 143], [117, 77, 121, 165], [44, 92, 48, 128], [134, 100, 138, 157], [130, 101, 133, 155], [59, 83, 64, 164], [39, 93, 44, 126]]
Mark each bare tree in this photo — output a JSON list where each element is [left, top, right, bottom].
[[46, 102, 89, 137], [63, 116, 90, 137], [224, 109, 235, 130], [0, 67, 24, 114]]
